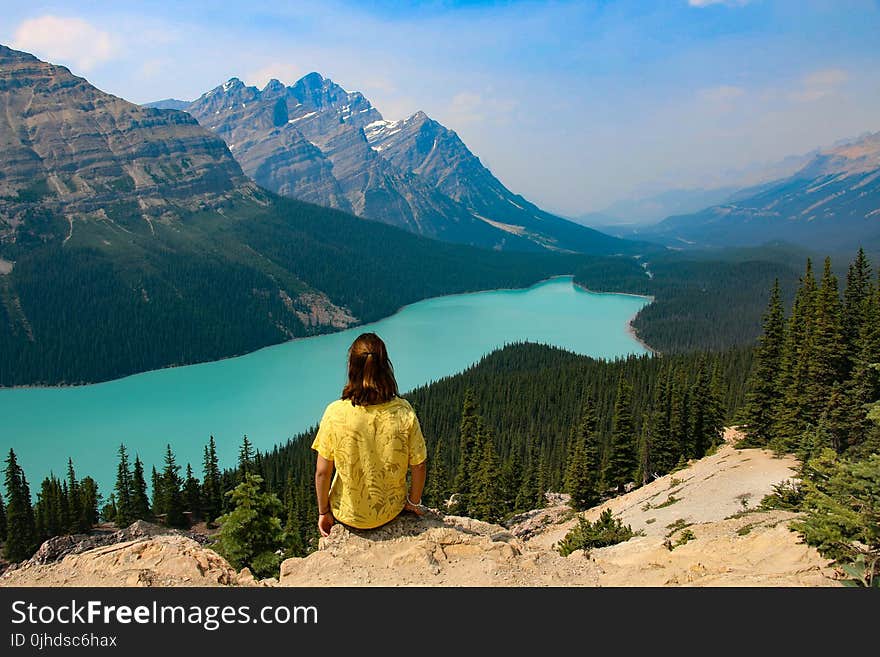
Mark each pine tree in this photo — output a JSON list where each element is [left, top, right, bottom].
[[214, 473, 284, 578], [469, 425, 503, 522], [114, 445, 134, 528], [79, 476, 99, 527], [498, 451, 522, 514], [563, 398, 600, 510], [130, 456, 151, 521], [65, 458, 84, 533], [183, 464, 202, 520], [806, 257, 845, 418], [670, 368, 691, 459], [452, 390, 480, 514], [774, 259, 818, 448], [34, 475, 67, 539], [605, 379, 637, 493], [535, 449, 549, 508], [3, 449, 37, 562], [649, 368, 677, 475], [515, 441, 540, 512], [706, 364, 726, 448], [201, 436, 222, 525], [689, 360, 713, 458], [743, 279, 786, 444], [424, 437, 450, 509], [160, 445, 187, 528], [842, 264, 880, 451], [150, 466, 160, 517], [282, 471, 305, 557], [102, 493, 118, 524], [843, 248, 873, 368], [238, 435, 255, 481], [0, 492, 6, 543]]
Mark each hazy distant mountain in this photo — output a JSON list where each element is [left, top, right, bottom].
[[642, 132, 880, 252], [578, 187, 739, 227], [143, 98, 191, 110], [177, 74, 640, 254]]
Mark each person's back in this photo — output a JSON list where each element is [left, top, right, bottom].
[[312, 332, 427, 535]]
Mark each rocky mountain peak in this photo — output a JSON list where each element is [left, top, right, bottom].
[[261, 78, 286, 95]]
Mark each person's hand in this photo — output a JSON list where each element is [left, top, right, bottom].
[[404, 499, 426, 516], [318, 512, 335, 537]]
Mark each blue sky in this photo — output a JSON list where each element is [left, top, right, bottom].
[[2, 0, 879, 214]]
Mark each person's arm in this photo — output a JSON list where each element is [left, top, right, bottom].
[[404, 461, 427, 515], [315, 454, 335, 537]]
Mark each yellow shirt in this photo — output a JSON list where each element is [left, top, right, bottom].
[[311, 396, 427, 529]]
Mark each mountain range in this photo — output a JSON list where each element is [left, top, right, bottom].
[[0, 45, 603, 386], [639, 132, 880, 252], [152, 74, 635, 254]]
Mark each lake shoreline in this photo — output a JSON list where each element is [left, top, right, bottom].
[[572, 281, 657, 355], [2, 274, 587, 391], [4, 274, 656, 391]]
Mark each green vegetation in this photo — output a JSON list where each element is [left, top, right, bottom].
[[739, 249, 880, 585], [556, 508, 639, 556], [3, 449, 37, 561], [212, 473, 284, 579], [0, 195, 593, 386], [654, 495, 679, 509], [793, 451, 880, 587], [574, 247, 803, 353], [664, 528, 696, 551]]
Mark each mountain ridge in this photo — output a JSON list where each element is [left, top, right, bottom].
[[175, 73, 642, 255], [0, 45, 599, 386], [642, 131, 880, 251]]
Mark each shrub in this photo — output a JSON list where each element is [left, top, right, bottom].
[[759, 479, 805, 511], [793, 450, 880, 587], [213, 474, 284, 579], [556, 508, 639, 557]]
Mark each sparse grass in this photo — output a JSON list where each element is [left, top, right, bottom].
[[641, 501, 652, 511], [665, 518, 692, 537], [735, 493, 752, 511], [654, 495, 679, 509], [668, 477, 683, 489], [737, 522, 761, 536], [664, 529, 696, 551]]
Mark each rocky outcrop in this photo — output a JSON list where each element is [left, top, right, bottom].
[[20, 521, 207, 567], [0, 528, 260, 587], [279, 443, 837, 586], [0, 45, 253, 245], [0, 444, 839, 587]]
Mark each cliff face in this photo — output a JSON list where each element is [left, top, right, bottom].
[[0, 45, 252, 245], [0, 440, 838, 588]]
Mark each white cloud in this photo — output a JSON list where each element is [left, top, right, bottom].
[[688, 0, 752, 7], [789, 68, 849, 102], [12, 15, 118, 71]]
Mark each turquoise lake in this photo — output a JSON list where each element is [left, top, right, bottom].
[[0, 276, 650, 493]]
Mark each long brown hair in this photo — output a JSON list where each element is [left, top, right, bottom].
[[341, 332, 399, 406]]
